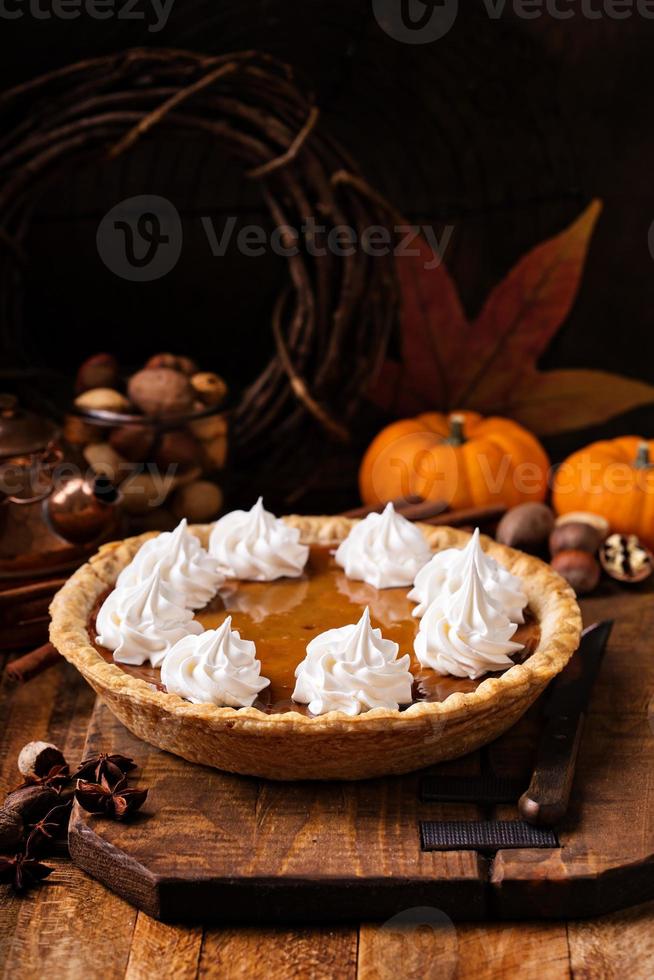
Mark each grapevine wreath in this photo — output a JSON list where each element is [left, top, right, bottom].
[[0, 49, 398, 458]]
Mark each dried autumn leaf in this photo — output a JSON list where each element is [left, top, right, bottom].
[[457, 199, 603, 410], [505, 369, 654, 436], [368, 234, 466, 414]]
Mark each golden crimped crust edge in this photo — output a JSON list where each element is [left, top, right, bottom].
[[49, 516, 582, 734]]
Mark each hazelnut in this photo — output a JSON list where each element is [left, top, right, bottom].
[[188, 410, 228, 442], [191, 372, 228, 407], [551, 549, 600, 595], [17, 741, 67, 779], [554, 511, 610, 539], [128, 368, 195, 417], [109, 424, 156, 463], [496, 502, 555, 553], [145, 352, 198, 376], [75, 353, 120, 394], [549, 521, 603, 557], [599, 533, 653, 584], [74, 387, 131, 414], [83, 442, 133, 482], [154, 430, 202, 471], [172, 480, 223, 522]]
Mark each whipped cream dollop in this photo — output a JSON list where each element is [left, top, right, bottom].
[[161, 616, 270, 708], [335, 502, 432, 589], [96, 568, 203, 668], [414, 553, 523, 679], [208, 497, 309, 581], [292, 607, 413, 716], [409, 528, 527, 623], [116, 519, 224, 610]]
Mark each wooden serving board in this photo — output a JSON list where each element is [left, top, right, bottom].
[[68, 582, 654, 923]]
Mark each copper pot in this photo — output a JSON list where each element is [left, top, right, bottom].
[[0, 394, 122, 578]]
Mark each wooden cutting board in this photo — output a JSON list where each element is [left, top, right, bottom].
[[68, 581, 654, 923]]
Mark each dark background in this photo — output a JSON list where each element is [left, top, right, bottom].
[[1, 1, 654, 502]]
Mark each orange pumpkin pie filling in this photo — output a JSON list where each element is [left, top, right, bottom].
[[90, 544, 540, 714]]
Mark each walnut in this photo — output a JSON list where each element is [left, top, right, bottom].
[[600, 533, 653, 583]]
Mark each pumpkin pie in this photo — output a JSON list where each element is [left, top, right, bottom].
[[49, 513, 581, 780]]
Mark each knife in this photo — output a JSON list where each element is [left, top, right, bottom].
[[519, 619, 613, 827]]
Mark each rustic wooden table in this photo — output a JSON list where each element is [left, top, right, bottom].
[[1, 628, 653, 978]]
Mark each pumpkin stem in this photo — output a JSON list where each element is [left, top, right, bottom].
[[634, 441, 652, 469], [445, 414, 466, 446]]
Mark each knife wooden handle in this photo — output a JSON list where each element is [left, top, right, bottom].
[[518, 712, 586, 827]]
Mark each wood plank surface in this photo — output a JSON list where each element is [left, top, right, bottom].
[[200, 927, 358, 979]]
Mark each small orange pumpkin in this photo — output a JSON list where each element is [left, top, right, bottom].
[[359, 410, 550, 510], [552, 436, 654, 549]]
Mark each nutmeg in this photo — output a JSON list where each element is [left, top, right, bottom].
[[551, 549, 600, 595], [145, 352, 198, 376], [17, 741, 67, 780], [74, 387, 131, 414], [190, 372, 228, 407], [128, 368, 195, 417], [171, 480, 223, 522], [75, 353, 120, 394], [154, 430, 202, 471], [109, 424, 156, 463], [549, 521, 603, 557], [495, 502, 555, 553]]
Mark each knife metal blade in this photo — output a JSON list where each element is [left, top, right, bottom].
[[519, 619, 613, 827]]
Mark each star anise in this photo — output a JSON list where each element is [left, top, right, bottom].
[[73, 753, 136, 787], [25, 801, 72, 856], [12, 763, 71, 794], [75, 775, 147, 820], [0, 851, 53, 892]]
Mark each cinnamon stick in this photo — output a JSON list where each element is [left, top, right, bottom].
[[341, 495, 424, 519], [4, 643, 60, 684], [423, 504, 507, 528]]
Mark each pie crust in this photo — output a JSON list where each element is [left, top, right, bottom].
[[49, 517, 582, 780]]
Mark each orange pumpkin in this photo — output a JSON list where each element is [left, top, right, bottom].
[[359, 410, 550, 510], [552, 436, 654, 549]]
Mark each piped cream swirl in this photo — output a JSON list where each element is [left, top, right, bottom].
[[292, 607, 413, 716], [335, 502, 432, 589], [161, 616, 270, 708], [414, 553, 523, 679], [208, 497, 309, 581], [409, 528, 527, 623], [116, 519, 224, 610], [96, 568, 203, 668]]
